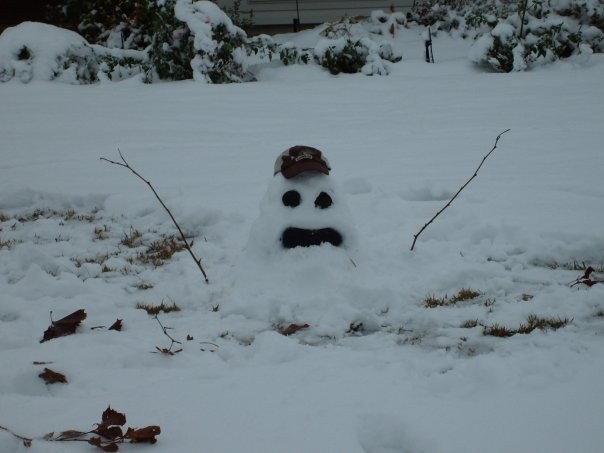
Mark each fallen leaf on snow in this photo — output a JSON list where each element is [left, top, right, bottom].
[[38, 368, 67, 384], [280, 323, 310, 336], [41, 309, 87, 342]]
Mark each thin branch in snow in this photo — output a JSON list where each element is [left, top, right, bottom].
[[410, 129, 511, 251], [0, 425, 33, 447], [153, 314, 183, 355], [100, 150, 209, 283]]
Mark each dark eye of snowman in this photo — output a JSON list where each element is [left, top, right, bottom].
[[314, 192, 333, 209], [282, 190, 301, 207]]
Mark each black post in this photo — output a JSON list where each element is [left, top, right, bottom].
[[425, 27, 434, 63], [293, 0, 300, 32]]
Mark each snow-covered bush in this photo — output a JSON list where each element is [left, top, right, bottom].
[[278, 42, 312, 66], [410, 0, 603, 71], [314, 18, 401, 76], [97, 52, 150, 82], [0, 22, 96, 83], [47, 0, 266, 83], [220, 0, 255, 32], [175, 0, 255, 83], [469, 22, 526, 72], [146, 0, 195, 81], [469, 2, 603, 72], [0, 22, 148, 84], [407, 1, 460, 29], [314, 38, 398, 75], [369, 9, 407, 36], [48, 0, 152, 50], [150, 0, 277, 83]]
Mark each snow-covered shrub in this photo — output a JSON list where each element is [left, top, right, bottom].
[[146, 0, 195, 81], [48, 0, 264, 83], [175, 0, 255, 83], [314, 18, 401, 76], [97, 52, 149, 82], [469, 22, 524, 72], [411, 0, 603, 71], [469, 6, 602, 71], [315, 38, 400, 76], [369, 8, 407, 36], [315, 38, 368, 74], [47, 0, 195, 82], [151, 0, 277, 83], [407, 2, 454, 27], [48, 0, 152, 50], [277, 42, 311, 66], [0, 22, 99, 83], [0, 22, 148, 84], [220, 0, 255, 32]]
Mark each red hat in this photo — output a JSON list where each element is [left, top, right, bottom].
[[273, 145, 331, 179]]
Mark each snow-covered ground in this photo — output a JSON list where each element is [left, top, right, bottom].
[[1, 24, 604, 453]]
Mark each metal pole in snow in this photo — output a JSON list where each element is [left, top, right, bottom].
[[293, 0, 301, 32], [425, 27, 434, 63]]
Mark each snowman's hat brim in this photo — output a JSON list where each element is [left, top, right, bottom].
[[274, 145, 331, 179]]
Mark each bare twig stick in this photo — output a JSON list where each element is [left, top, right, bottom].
[[0, 425, 33, 447], [153, 314, 183, 354], [410, 129, 511, 251], [101, 150, 209, 283]]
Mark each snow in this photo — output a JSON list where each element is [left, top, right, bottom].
[[1, 20, 604, 453]]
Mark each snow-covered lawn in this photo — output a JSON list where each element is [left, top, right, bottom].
[[1, 25, 604, 453]]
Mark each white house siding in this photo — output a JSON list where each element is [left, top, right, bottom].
[[225, 0, 415, 25]]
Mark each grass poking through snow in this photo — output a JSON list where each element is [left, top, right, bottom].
[[136, 301, 181, 315], [483, 314, 572, 338], [424, 288, 481, 308]]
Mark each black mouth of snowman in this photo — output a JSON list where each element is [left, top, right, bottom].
[[281, 227, 343, 249]]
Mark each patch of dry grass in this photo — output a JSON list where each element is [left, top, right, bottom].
[[425, 288, 482, 308], [136, 301, 181, 315], [483, 314, 572, 338], [136, 236, 187, 266]]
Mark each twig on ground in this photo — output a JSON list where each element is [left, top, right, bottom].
[[0, 424, 33, 447], [410, 129, 511, 251], [100, 150, 209, 283], [153, 314, 183, 355]]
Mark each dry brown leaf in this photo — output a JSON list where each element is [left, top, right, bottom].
[[96, 425, 123, 441], [38, 368, 67, 384], [124, 426, 161, 444], [101, 407, 127, 427], [39, 406, 160, 450], [41, 309, 87, 342], [570, 266, 602, 287], [280, 323, 310, 336], [109, 319, 123, 331], [88, 437, 119, 452]]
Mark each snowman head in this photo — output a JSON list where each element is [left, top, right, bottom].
[[246, 146, 357, 255], [272, 146, 344, 249]]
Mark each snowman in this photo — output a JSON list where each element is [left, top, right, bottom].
[[226, 146, 372, 332], [247, 145, 357, 254]]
